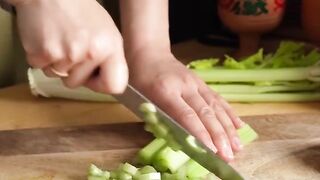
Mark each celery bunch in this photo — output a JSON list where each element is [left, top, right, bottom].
[[188, 41, 320, 102]]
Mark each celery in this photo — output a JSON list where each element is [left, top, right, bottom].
[[153, 147, 190, 173], [28, 68, 116, 102], [236, 124, 258, 146], [138, 166, 157, 174], [137, 138, 166, 165], [120, 163, 138, 176], [192, 67, 318, 83], [134, 172, 161, 180], [118, 172, 132, 180], [209, 83, 320, 94], [88, 176, 107, 180], [184, 160, 210, 179], [221, 92, 320, 102]]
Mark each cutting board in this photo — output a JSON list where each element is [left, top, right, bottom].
[[0, 113, 319, 180]]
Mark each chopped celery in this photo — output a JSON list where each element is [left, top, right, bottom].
[[138, 165, 157, 174], [139, 103, 157, 114], [144, 113, 159, 125], [186, 135, 206, 154], [161, 173, 175, 180], [120, 163, 138, 176], [88, 176, 107, 180], [134, 172, 161, 180], [164, 134, 182, 151], [184, 160, 210, 179], [206, 173, 220, 180], [137, 138, 166, 165], [237, 124, 258, 146], [153, 146, 190, 173], [88, 164, 104, 176], [118, 172, 132, 180]]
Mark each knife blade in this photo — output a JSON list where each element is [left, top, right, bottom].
[[113, 85, 244, 180]]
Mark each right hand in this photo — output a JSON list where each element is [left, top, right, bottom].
[[13, 0, 128, 93]]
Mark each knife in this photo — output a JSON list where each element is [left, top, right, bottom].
[[113, 85, 244, 180]]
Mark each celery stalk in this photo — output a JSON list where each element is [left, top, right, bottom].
[[192, 67, 318, 83], [221, 92, 320, 102], [28, 68, 116, 102], [209, 83, 320, 94]]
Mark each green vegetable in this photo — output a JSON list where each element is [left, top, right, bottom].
[[27, 68, 116, 102], [186, 58, 219, 70], [221, 92, 320, 102], [137, 138, 167, 165]]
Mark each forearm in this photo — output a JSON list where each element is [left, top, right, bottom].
[[119, 0, 171, 57]]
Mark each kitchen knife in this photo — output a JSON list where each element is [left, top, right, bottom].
[[113, 85, 244, 180]]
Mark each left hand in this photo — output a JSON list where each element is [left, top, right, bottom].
[[128, 50, 244, 162]]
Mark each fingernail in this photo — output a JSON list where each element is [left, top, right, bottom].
[[205, 141, 218, 153], [222, 142, 234, 160], [233, 137, 243, 150]]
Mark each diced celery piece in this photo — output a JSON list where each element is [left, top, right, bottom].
[[165, 134, 182, 151], [88, 164, 104, 176], [153, 123, 169, 137], [174, 165, 187, 180], [139, 103, 157, 114], [88, 176, 107, 180], [134, 172, 161, 180], [110, 171, 117, 179], [185, 160, 210, 179], [153, 146, 190, 173], [186, 135, 207, 154], [120, 163, 138, 176], [138, 138, 167, 165], [144, 113, 159, 124], [237, 124, 258, 145], [161, 173, 176, 180], [118, 171, 132, 180], [138, 165, 157, 174], [206, 173, 220, 180], [102, 171, 111, 179]]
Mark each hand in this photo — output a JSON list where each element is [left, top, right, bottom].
[[13, 0, 128, 93], [128, 50, 245, 162]]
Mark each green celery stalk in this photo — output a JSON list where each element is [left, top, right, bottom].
[[221, 92, 320, 102], [192, 67, 318, 83], [184, 159, 210, 179], [208, 83, 320, 94]]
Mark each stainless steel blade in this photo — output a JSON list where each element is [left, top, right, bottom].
[[113, 85, 244, 180]]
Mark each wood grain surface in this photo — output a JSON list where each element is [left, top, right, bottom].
[[0, 113, 319, 180]]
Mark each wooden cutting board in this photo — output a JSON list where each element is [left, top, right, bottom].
[[0, 113, 319, 180]]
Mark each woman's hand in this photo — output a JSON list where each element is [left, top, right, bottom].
[[13, 0, 128, 93], [128, 50, 245, 162]]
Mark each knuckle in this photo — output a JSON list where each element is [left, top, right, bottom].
[[199, 106, 215, 118], [213, 131, 228, 142], [179, 108, 198, 122]]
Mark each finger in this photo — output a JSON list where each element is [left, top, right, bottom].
[[212, 103, 242, 152], [27, 55, 51, 69], [42, 66, 60, 78], [63, 59, 100, 88], [217, 96, 245, 128], [198, 82, 245, 129], [199, 88, 243, 152], [183, 91, 234, 162], [85, 50, 128, 94], [153, 93, 216, 152]]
